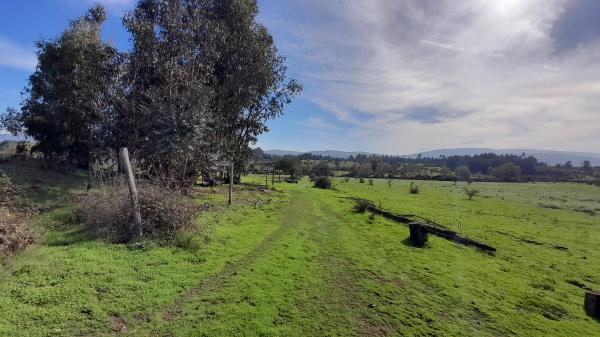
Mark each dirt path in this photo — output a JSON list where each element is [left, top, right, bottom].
[[146, 190, 312, 332], [124, 186, 385, 336]]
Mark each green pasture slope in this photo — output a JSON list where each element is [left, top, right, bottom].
[[0, 166, 598, 336]]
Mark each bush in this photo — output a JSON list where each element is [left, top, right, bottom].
[[79, 184, 199, 243], [409, 182, 420, 194], [0, 209, 36, 257], [359, 177, 365, 184], [455, 165, 471, 181], [312, 176, 332, 189], [0, 174, 35, 257], [464, 187, 480, 200], [353, 199, 374, 213], [0, 173, 22, 208], [368, 179, 374, 186]]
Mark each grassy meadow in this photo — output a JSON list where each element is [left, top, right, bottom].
[[0, 165, 599, 336]]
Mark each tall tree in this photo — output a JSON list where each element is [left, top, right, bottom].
[[119, 0, 300, 194], [203, 0, 302, 204], [4, 5, 119, 166], [117, 0, 215, 189]]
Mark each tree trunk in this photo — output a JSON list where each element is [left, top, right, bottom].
[[119, 147, 142, 239], [585, 291, 600, 319], [228, 162, 234, 205], [409, 222, 428, 247]]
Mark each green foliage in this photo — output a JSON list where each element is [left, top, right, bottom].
[[368, 178, 374, 185], [312, 176, 332, 189], [455, 165, 472, 181], [6, 5, 119, 166], [409, 181, 420, 194], [353, 199, 374, 213], [359, 177, 365, 183], [1, 173, 599, 336], [463, 187, 480, 200], [310, 163, 332, 178], [491, 162, 522, 182], [5, 1, 301, 189]]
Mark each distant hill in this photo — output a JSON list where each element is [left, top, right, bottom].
[[408, 148, 600, 166], [265, 149, 371, 159], [265, 147, 600, 166]]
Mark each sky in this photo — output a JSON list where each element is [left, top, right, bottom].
[[1, 0, 600, 154]]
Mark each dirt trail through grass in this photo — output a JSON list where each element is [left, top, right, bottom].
[[160, 190, 312, 323], [138, 186, 384, 336]]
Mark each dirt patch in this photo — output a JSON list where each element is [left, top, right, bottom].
[[110, 316, 128, 333]]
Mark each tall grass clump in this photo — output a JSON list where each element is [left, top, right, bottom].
[[463, 187, 480, 200], [353, 199, 374, 213], [409, 182, 420, 194]]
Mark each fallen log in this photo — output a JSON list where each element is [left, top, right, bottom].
[[348, 197, 496, 253]]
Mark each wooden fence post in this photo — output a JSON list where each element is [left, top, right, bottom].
[[228, 162, 234, 206], [119, 147, 142, 238]]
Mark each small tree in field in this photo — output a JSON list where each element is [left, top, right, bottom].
[[455, 165, 471, 181], [491, 162, 522, 182], [463, 187, 480, 200]]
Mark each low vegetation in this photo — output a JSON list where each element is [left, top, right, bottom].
[[78, 185, 200, 243], [0, 173, 36, 257], [312, 176, 332, 189]]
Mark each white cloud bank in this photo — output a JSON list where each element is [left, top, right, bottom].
[[261, 0, 600, 153], [0, 37, 36, 71]]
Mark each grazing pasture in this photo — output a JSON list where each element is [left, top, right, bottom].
[[0, 165, 598, 336]]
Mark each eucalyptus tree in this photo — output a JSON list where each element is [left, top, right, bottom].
[[3, 5, 119, 166], [203, 0, 302, 203]]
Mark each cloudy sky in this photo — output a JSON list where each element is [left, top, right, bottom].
[[1, 0, 599, 154]]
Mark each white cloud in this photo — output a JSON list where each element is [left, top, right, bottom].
[[0, 37, 36, 71], [261, 0, 600, 153]]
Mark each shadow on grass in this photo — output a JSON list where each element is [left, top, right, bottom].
[[400, 237, 428, 248], [45, 225, 95, 246]]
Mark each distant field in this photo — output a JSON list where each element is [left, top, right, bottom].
[[0, 166, 598, 336]]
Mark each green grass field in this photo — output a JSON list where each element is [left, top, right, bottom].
[[1, 166, 598, 336]]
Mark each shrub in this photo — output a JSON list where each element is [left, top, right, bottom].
[[79, 184, 199, 243], [455, 165, 471, 181], [0, 173, 22, 208], [0, 209, 36, 257], [409, 182, 419, 194], [343, 177, 350, 183], [0, 174, 35, 257], [353, 199, 374, 213], [359, 177, 365, 184], [313, 176, 332, 189], [368, 179, 374, 186], [463, 187, 480, 200], [387, 179, 393, 188]]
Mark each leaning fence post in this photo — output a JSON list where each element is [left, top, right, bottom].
[[119, 147, 142, 238]]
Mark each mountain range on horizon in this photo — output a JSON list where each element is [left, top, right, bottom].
[[264, 148, 600, 166]]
